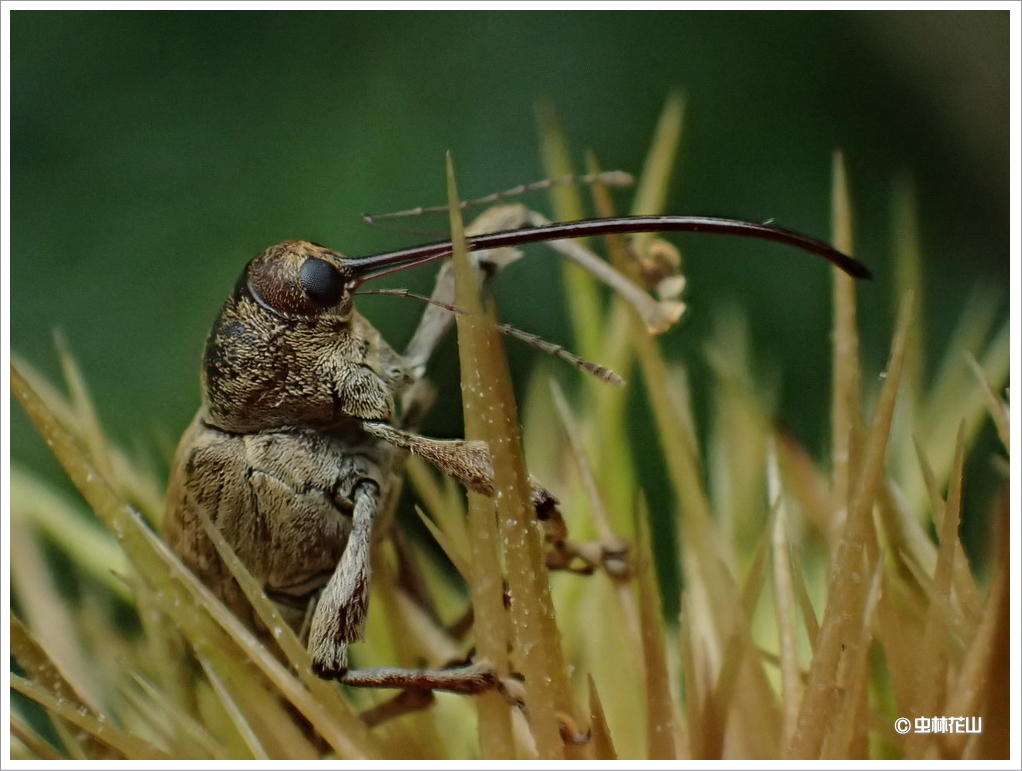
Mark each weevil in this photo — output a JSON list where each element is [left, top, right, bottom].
[[163, 192, 870, 707]]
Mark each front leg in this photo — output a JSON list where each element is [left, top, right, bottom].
[[363, 422, 632, 580], [308, 479, 502, 701], [305, 480, 495, 682], [308, 481, 379, 678], [361, 420, 558, 518]]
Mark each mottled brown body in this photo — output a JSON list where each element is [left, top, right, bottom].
[[165, 241, 420, 676], [163, 225, 556, 688], [165, 416, 393, 633]]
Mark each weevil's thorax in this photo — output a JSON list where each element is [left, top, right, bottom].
[[201, 241, 413, 434]]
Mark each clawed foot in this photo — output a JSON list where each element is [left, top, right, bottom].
[[349, 660, 590, 748], [545, 536, 631, 578]]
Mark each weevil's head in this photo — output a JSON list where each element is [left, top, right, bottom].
[[244, 240, 358, 322], [200, 241, 402, 432]]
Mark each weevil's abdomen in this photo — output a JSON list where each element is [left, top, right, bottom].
[[164, 413, 396, 632]]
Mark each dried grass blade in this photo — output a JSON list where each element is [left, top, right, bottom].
[[148, 543, 373, 758], [631, 91, 685, 218], [10, 711, 64, 761], [414, 504, 470, 581], [27, 342, 164, 520], [970, 503, 1011, 759], [8, 523, 105, 710], [199, 656, 270, 759], [11, 465, 131, 601], [678, 597, 703, 757], [54, 329, 114, 481], [662, 364, 781, 756], [407, 456, 471, 564], [660, 378, 771, 756], [947, 529, 1007, 723], [9, 613, 120, 759], [819, 551, 884, 758], [132, 578, 197, 713], [964, 351, 1010, 453], [550, 376, 646, 753], [829, 151, 862, 536], [634, 498, 678, 759], [790, 292, 914, 758], [123, 670, 230, 760], [775, 432, 833, 537], [455, 154, 586, 758], [789, 547, 820, 650], [448, 155, 517, 758], [549, 379, 616, 543], [908, 445, 983, 628], [915, 310, 1007, 506], [906, 422, 966, 757], [881, 462, 937, 578], [11, 674, 166, 759], [890, 176, 925, 404], [944, 549, 1006, 756], [739, 504, 773, 617], [586, 673, 619, 759], [875, 569, 920, 722], [535, 101, 602, 359], [768, 447, 803, 747], [582, 151, 641, 528], [216, 657, 321, 759], [699, 631, 748, 759], [921, 288, 999, 432]]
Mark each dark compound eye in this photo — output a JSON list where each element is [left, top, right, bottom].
[[299, 257, 345, 306]]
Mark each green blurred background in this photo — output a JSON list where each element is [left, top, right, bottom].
[[10, 11, 1009, 561]]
